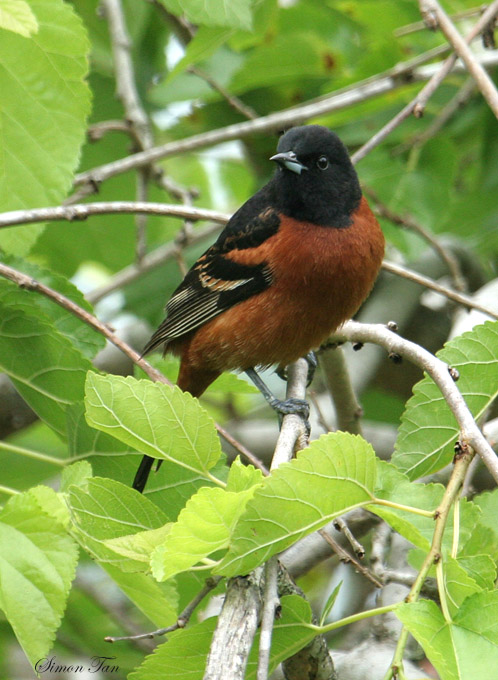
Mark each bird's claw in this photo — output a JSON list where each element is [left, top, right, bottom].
[[276, 351, 318, 387], [304, 351, 318, 386], [270, 397, 310, 420]]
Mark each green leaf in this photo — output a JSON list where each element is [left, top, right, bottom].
[[129, 617, 217, 680], [397, 592, 498, 680], [226, 456, 264, 492], [67, 477, 168, 572], [29, 485, 70, 527], [84, 373, 222, 480], [166, 25, 234, 81], [103, 564, 179, 629], [474, 489, 498, 541], [456, 554, 497, 591], [0, 0, 38, 36], [217, 432, 376, 577], [105, 524, 172, 564], [443, 557, 482, 619], [151, 485, 258, 581], [393, 322, 498, 479], [319, 581, 343, 626], [161, 0, 253, 29], [60, 461, 93, 493], [0, 0, 91, 254], [229, 33, 324, 94], [0, 493, 78, 666], [0, 283, 93, 436], [372, 461, 442, 551], [1, 256, 106, 359]]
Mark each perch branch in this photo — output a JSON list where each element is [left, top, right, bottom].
[[333, 321, 498, 483]]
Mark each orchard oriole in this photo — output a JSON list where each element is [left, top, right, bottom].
[[133, 125, 384, 492]]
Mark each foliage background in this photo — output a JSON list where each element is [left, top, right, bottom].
[[0, 0, 497, 678]]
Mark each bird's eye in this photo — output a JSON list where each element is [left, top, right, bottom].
[[316, 156, 329, 170]]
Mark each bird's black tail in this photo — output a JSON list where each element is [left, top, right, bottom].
[[132, 455, 155, 493]]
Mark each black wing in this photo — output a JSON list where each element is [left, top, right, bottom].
[[143, 187, 280, 355]]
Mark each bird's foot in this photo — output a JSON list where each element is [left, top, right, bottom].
[[269, 396, 310, 420], [276, 351, 318, 387]]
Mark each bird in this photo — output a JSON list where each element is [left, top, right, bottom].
[[133, 125, 385, 492]]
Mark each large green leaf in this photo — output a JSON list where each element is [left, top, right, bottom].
[[0, 0, 91, 254], [217, 432, 376, 577], [0, 493, 78, 666], [129, 617, 217, 680], [0, 282, 93, 436], [67, 477, 168, 571], [393, 322, 498, 479], [84, 373, 222, 480], [151, 485, 259, 581], [1, 257, 105, 359], [103, 564, 178, 629], [397, 592, 498, 680]]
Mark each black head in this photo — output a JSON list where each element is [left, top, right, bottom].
[[270, 125, 362, 227]]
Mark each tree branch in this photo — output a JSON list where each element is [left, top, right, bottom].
[[351, 1, 498, 163], [333, 321, 498, 483], [363, 185, 466, 292], [419, 0, 498, 117], [0, 201, 229, 228], [73, 47, 498, 189], [101, 0, 155, 263], [1, 201, 496, 321], [382, 260, 498, 320]]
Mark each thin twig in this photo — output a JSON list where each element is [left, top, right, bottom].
[[394, 77, 476, 154], [0, 202, 229, 228], [352, 1, 498, 163], [333, 321, 498, 483], [102, 0, 155, 264], [0, 262, 265, 473], [318, 346, 363, 435], [382, 260, 498, 320], [188, 66, 258, 120], [420, 0, 498, 117], [363, 186, 466, 291], [333, 517, 366, 558], [318, 529, 383, 588], [1, 201, 496, 320], [383, 445, 475, 679], [72, 49, 498, 190], [105, 576, 222, 642], [256, 557, 279, 680], [395, 5, 485, 36]]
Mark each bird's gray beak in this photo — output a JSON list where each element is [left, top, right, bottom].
[[270, 151, 308, 175]]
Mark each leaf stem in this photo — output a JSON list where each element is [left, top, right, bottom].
[[436, 560, 452, 622], [0, 440, 66, 467], [373, 498, 435, 518], [451, 500, 460, 559], [312, 603, 399, 635], [0, 484, 20, 496], [383, 445, 475, 679]]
